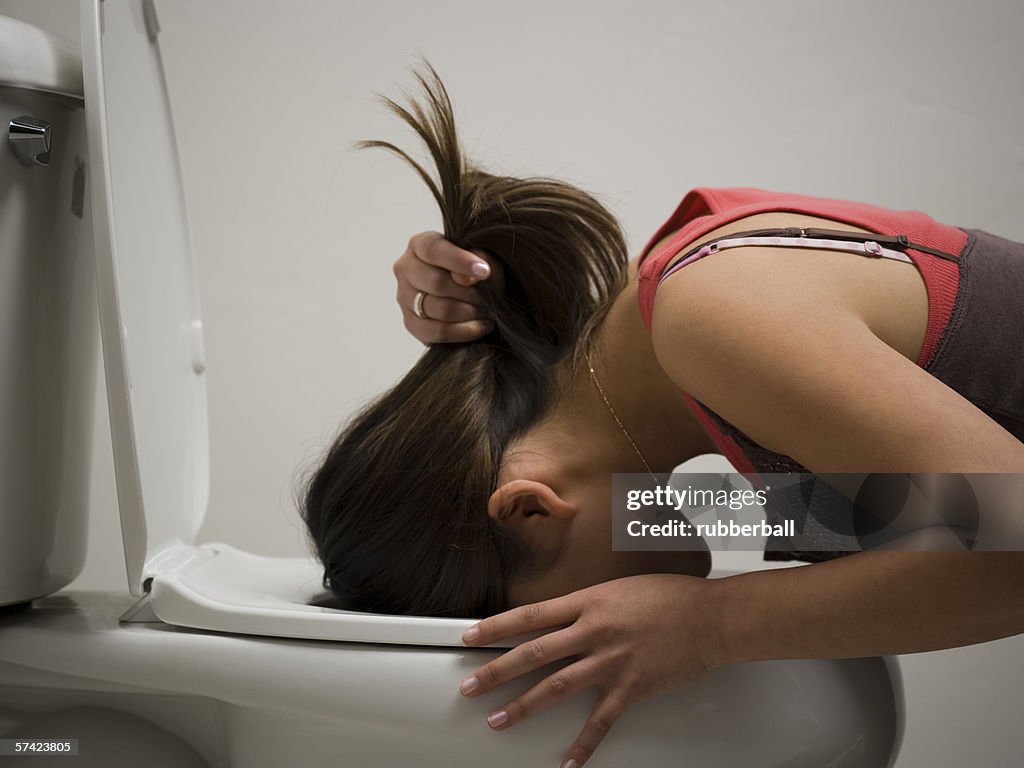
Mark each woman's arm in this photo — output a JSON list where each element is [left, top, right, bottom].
[[648, 240, 1024, 648], [650, 242, 1024, 648], [714, 550, 1024, 665]]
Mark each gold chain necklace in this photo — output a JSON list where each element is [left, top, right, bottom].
[[586, 352, 659, 483]]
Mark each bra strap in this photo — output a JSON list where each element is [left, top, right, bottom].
[[658, 226, 960, 283]]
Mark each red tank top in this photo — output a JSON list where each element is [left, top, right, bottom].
[[636, 187, 969, 476]]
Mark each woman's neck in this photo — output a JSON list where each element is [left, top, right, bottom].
[[549, 277, 717, 478]]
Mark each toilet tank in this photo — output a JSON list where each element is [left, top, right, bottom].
[[0, 15, 98, 606]]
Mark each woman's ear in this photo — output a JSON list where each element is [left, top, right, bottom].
[[488, 479, 576, 523]]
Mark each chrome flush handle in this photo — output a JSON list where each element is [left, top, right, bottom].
[[8, 115, 52, 166]]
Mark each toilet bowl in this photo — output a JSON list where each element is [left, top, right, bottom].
[[0, 2, 905, 766]]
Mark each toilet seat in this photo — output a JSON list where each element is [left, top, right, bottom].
[[128, 542, 478, 646], [81, 0, 479, 648]]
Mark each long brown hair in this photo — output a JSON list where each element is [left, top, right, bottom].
[[298, 58, 629, 617]]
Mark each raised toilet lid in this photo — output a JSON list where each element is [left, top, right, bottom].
[[80, 0, 485, 647]]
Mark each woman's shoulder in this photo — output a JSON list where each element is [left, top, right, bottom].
[[646, 210, 884, 319], [647, 210, 929, 366]]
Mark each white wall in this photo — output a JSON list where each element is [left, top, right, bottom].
[[3, 1, 1022, 765]]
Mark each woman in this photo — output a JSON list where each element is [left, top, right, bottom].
[[300, 60, 1024, 767]]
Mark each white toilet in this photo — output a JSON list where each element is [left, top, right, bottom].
[[0, 2, 905, 766]]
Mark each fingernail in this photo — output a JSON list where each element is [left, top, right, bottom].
[[487, 710, 508, 728], [471, 261, 490, 278], [462, 626, 480, 643], [459, 675, 479, 695], [481, 321, 495, 334], [562, 759, 578, 768]]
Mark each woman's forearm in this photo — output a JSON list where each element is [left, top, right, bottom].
[[712, 551, 1024, 666]]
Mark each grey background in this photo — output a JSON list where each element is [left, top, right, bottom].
[[3, 1, 1022, 765]]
